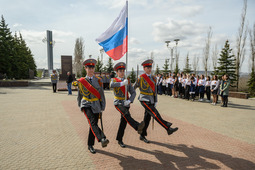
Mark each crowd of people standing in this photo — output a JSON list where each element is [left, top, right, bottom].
[[156, 72, 231, 107]]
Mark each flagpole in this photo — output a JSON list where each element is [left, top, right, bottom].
[[125, 0, 128, 101]]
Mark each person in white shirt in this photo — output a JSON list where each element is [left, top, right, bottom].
[[198, 75, 206, 101], [157, 74, 163, 95], [162, 76, 167, 95], [169, 75, 174, 96], [181, 75, 186, 99], [195, 75, 200, 97], [177, 73, 182, 98], [170, 76, 175, 97], [205, 76, 211, 102], [211, 75, 219, 105]]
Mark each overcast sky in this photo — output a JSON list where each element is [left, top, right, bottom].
[[1, 0, 255, 73]]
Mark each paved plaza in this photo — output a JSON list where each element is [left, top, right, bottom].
[[0, 82, 255, 169]]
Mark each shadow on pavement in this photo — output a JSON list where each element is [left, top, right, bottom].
[[227, 103, 255, 111], [97, 150, 166, 170], [97, 141, 255, 170]]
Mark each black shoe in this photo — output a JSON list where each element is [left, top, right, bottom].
[[101, 138, 109, 148], [221, 105, 225, 107], [118, 141, 126, 148], [88, 145, 96, 154], [140, 135, 150, 143], [167, 127, 178, 135], [137, 121, 145, 134]]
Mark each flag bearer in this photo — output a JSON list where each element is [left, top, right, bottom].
[[110, 62, 145, 148]]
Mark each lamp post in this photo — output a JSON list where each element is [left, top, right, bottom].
[[165, 41, 174, 72], [165, 39, 180, 73]]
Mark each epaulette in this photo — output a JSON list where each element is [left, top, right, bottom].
[[152, 75, 157, 83], [96, 76, 103, 87]]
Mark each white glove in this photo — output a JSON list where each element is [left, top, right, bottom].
[[124, 100, 131, 106], [121, 79, 128, 86], [154, 102, 157, 107]]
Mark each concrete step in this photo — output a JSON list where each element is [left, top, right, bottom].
[[29, 82, 51, 86]]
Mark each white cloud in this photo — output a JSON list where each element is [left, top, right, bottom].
[[95, 0, 150, 9], [13, 23, 22, 28], [95, 0, 126, 9], [173, 5, 203, 17], [18, 29, 74, 44], [129, 37, 140, 45], [152, 19, 206, 43]]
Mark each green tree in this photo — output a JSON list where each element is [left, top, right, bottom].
[[81, 66, 87, 77], [106, 57, 114, 73], [12, 33, 37, 79], [248, 70, 255, 96], [0, 16, 37, 79], [127, 67, 136, 83], [247, 23, 255, 96], [216, 40, 237, 86], [162, 59, 169, 75], [19, 33, 37, 78], [183, 53, 192, 74], [73, 37, 84, 77], [0, 15, 13, 78], [102, 66, 107, 73], [95, 56, 103, 72], [155, 64, 160, 75]]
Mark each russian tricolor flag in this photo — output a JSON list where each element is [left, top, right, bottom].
[[96, 1, 128, 61]]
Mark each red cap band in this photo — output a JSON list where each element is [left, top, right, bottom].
[[85, 63, 95, 66], [116, 65, 125, 70], [143, 63, 152, 67]]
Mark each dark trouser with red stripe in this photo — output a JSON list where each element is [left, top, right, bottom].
[[83, 107, 106, 146], [141, 101, 171, 137], [115, 105, 139, 141]]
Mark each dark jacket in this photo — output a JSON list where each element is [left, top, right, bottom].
[[66, 75, 73, 83]]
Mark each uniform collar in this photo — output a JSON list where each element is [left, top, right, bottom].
[[117, 76, 125, 80], [86, 75, 94, 79]]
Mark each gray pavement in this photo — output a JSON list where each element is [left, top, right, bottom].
[[0, 86, 254, 169]]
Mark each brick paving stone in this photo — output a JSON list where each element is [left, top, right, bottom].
[[63, 92, 255, 170], [0, 86, 255, 169]]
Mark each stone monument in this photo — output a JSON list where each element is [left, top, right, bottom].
[[59, 55, 75, 80], [47, 30, 53, 73]]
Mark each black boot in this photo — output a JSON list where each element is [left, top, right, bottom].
[[140, 135, 150, 143], [118, 141, 126, 148], [101, 138, 109, 148], [88, 145, 96, 154], [167, 127, 178, 135]]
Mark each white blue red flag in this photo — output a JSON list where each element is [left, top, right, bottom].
[[96, 1, 128, 61]]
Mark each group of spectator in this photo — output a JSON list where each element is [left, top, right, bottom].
[[156, 72, 231, 107]]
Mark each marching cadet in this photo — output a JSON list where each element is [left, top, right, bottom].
[[133, 59, 178, 143], [77, 59, 109, 154], [110, 62, 145, 148], [50, 70, 58, 93]]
